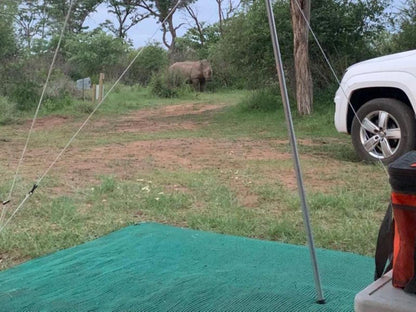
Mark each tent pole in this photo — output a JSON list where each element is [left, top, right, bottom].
[[264, 0, 325, 304]]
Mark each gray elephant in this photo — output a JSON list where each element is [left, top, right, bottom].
[[169, 60, 212, 92]]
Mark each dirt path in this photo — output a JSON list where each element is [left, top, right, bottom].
[[1, 102, 342, 200]]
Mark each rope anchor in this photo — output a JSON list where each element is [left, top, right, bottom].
[[28, 184, 38, 195]]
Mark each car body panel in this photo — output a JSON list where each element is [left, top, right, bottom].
[[334, 50, 416, 133]]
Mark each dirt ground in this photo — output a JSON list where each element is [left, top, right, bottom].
[[0, 102, 342, 203]]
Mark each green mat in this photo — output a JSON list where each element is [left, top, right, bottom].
[[0, 223, 373, 311]]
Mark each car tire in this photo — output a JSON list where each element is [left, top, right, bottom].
[[351, 98, 416, 164]]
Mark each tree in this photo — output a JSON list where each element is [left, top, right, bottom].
[[390, 0, 416, 52], [209, 0, 292, 89], [309, 0, 390, 86], [174, 23, 221, 61], [215, 0, 242, 36], [208, 0, 390, 94], [184, 4, 204, 48], [138, 0, 196, 52], [15, 0, 49, 52], [44, 0, 103, 34], [103, 0, 150, 39], [0, 1, 18, 60], [64, 29, 129, 78], [290, 0, 312, 115], [123, 43, 168, 85]]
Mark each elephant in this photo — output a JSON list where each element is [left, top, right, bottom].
[[169, 60, 212, 92]]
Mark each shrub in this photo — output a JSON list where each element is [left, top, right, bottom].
[[149, 71, 190, 98], [1, 56, 77, 112], [65, 30, 129, 79], [11, 80, 40, 111], [45, 73, 77, 99], [43, 96, 73, 112], [0, 96, 18, 125], [123, 44, 169, 86]]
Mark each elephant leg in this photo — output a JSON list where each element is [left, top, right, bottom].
[[191, 78, 200, 91], [199, 78, 206, 92]]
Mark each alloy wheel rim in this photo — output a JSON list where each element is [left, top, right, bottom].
[[359, 110, 401, 159]]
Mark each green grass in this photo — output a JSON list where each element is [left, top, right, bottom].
[[0, 87, 390, 270]]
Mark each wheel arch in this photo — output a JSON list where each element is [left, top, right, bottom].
[[346, 87, 413, 134]]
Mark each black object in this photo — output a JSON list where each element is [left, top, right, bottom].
[[29, 184, 38, 195], [388, 151, 416, 193]]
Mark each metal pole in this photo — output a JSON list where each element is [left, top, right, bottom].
[[264, 0, 325, 304]]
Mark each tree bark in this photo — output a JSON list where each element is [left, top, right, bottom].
[[139, 0, 191, 52], [290, 0, 313, 115], [185, 5, 205, 47], [215, 0, 224, 35]]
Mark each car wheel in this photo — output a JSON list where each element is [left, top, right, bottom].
[[351, 98, 416, 164]]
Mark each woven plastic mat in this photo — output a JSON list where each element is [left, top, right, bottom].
[[0, 223, 373, 311]]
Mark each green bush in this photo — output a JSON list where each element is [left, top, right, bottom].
[[123, 44, 169, 86], [11, 80, 39, 111], [239, 88, 281, 112], [0, 55, 77, 112], [43, 96, 73, 112], [42, 73, 77, 112], [149, 71, 190, 98], [45, 73, 77, 99], [65, 30, 129, 79], [0, 96, 18, 125]]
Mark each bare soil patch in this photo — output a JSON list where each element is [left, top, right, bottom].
[[2, 102, 341, 201], [24, 115, 69, 130]]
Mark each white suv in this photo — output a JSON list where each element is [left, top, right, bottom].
[[334, 50, 416, 163]]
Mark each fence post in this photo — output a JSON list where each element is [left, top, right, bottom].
[[99, 73, 105, 102], [92, 84, 96, 104]]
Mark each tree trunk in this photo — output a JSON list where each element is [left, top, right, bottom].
[[216, 0, 224, 36], [290, 0, 313, 115]]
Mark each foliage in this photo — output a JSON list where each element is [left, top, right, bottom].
[[0, 96, 18, 125], [209, 0, 292, 89], [137, 0, 197, 51], [102, 0, 150, 39], [138, 0, 195, 21], [309, 0, 391, 87], [149, 71, 176, 98], [0, 2, 18, 60], [14, 0, 47, 53], [208, 0, 391, 91], [149, 70, 190, 98], [64, 29, 129, 79], [11, 79, 39, 111], [0, 53, 78, 112], [44, 0, 103, 34], [173, 24, 221, 61], [123, 43, 169, 85], [42, 72, 76, 112], [389, 0, 416, 52]]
